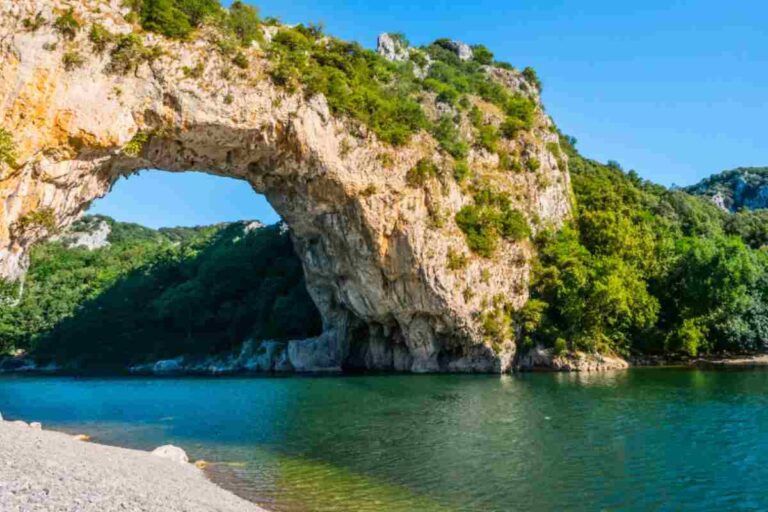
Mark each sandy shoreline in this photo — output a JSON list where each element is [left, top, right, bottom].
[[0, 419, 266, 512]]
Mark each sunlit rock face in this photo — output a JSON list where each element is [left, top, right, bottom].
[[0, 0, 571, 373]]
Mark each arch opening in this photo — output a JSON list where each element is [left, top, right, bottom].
[[2, 169, 327, 371]]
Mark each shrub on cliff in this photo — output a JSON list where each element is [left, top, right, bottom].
[[406, 159, 438, 187], [226, 1, 261, 45], [107, 34, 163, 74], [500, 95, 537, 138], [53, 8, 80, 40], [0, 129, 16, 168], [132, 0, 221, 39], [269, 26, 426, 145], [456, 188, 530, 257]]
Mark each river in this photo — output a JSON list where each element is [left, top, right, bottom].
[[1, 369, 767, 511]]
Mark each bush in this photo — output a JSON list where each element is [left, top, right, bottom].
[[453, 159, 471, 182], [226, 1, 261, 46], [269, 27, 426, 145], [232, 51, 249, 69], [62, 51, 85, 71], [522, 66, 542, 91], [500, 95, 536, 138], [406, 159, 438, 187], [14, 208, 58, 236], [471, 45, 494, 65], [526, 157, 541, 172], [22, 13, 45, 31], [475, 124, 499, 152], [0, 129, 17, 168], [136, 0, 222, 39], [447, 247, 468, 270], [432, 117, 468, 159], [456, 188, 530, 257], [107, 34, 162, 75], [88, 23, 114, 54], [54, 9, 80, 40], [182, 62, 204, 78], [123, 131, 150, 157]]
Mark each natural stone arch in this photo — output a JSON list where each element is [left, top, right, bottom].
[[0, 0, 571, 372]]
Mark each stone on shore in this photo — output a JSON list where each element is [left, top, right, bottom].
[[151, 445, 190, 464], [516, 346, 629, 372], [29, 422, 42, 430]]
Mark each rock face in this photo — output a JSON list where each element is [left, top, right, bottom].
[[516, 346, 629, 372], [376, 33, 409, 62], [0, 0, 571, 373], [443, 40, 474, 61], [686, 167, 768, 212], [51, 216, 111, 250]]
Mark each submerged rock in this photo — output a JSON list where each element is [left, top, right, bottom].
[[153, 358, 184, 374], [151, 445, 189, 464]]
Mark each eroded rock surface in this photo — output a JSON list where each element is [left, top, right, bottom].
[[516, 346, 629, 372], [0, 0, 571, 373]]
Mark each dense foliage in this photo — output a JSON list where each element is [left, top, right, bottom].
[[0, 217, 321, 367], [523, 138, 768, 357], [127, 0, 258, 42], [455, 188, 530, 257]]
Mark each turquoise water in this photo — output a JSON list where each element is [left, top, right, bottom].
[[2, 370, 768, 511]]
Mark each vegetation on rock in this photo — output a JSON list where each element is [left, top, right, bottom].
[[456, 188, 530, 257], [0, 128, 16, 168]]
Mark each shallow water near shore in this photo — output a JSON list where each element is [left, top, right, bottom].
[[2, 369, 768, 511]]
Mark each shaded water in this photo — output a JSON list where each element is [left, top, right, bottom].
[[2, 370, 768, 511]]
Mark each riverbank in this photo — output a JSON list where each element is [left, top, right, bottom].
[[0, 418, 266, 512]]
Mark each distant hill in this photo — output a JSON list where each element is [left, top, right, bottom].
[[686, 167, 768, 212]]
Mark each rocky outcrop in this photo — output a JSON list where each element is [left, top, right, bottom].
[[376, 33, 409, 62], [51, 216, 110, 249], [515, 346, 629, 372], [686, 167, 768, 212], [0, 0, 571, 373]]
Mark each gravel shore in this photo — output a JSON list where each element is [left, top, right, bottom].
[[0, 420, 266, 512]]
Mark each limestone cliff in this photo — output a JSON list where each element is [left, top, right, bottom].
[[0, 0, 571, 372]]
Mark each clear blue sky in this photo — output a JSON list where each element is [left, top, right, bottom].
[[91, 0, 768, 227]]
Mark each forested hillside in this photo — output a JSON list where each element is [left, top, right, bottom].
[[0, 218, 321, 368], [523, 138, 768, 358]]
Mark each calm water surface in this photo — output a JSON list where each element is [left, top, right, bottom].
[[2, 370, 768, 511]]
